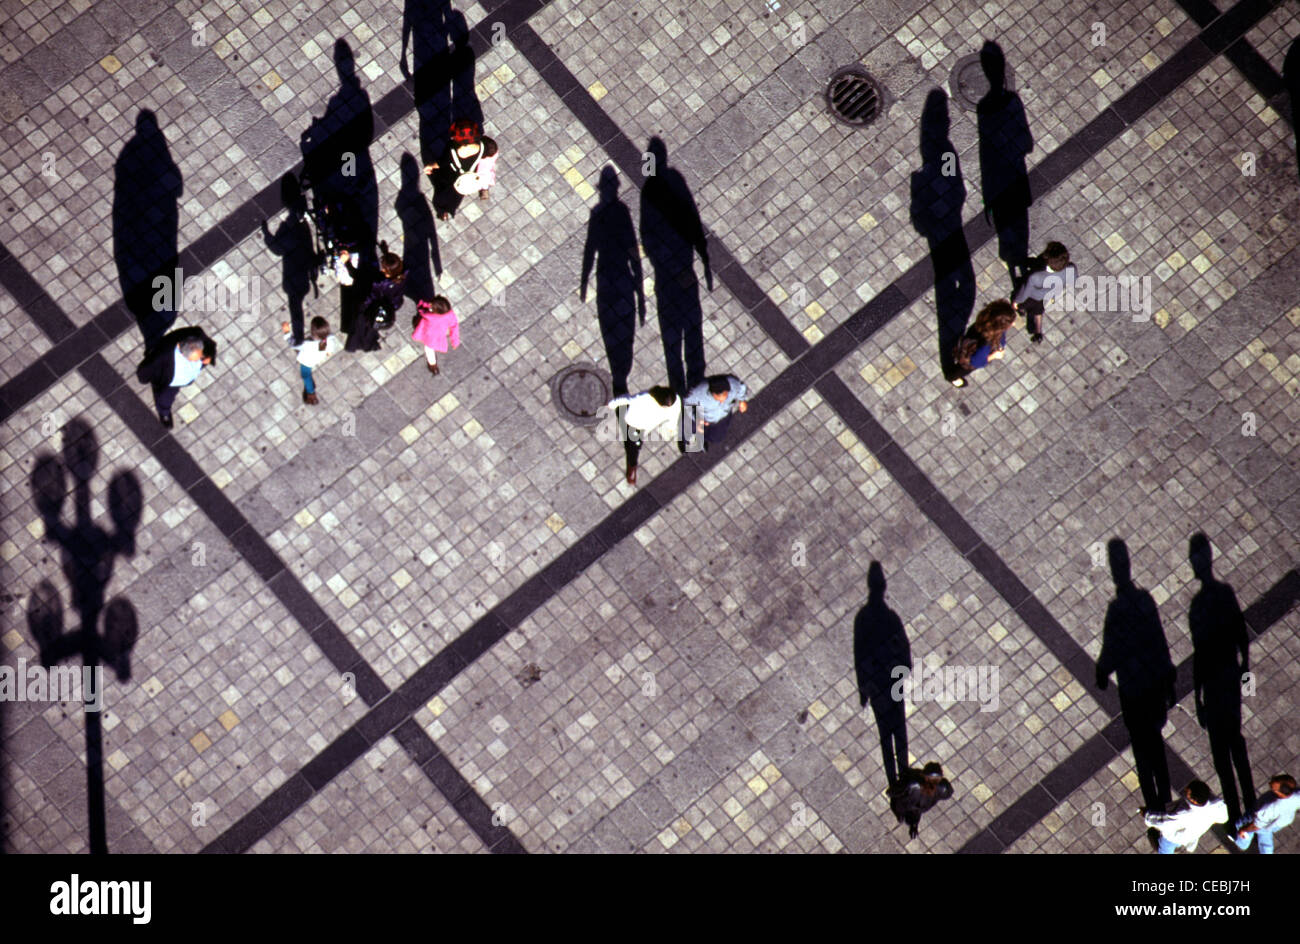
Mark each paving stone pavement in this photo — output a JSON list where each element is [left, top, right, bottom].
[[0, 0, 1297, 854]]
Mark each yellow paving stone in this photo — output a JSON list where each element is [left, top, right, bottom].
[[565, 145, 585, 164], [561, 339, 583, 358], [393, 568, 413, 589], [1090, 68, 1110, 88], [1121, 769, 1141, 792], [658, 827, 678, 848], [574, 180, 595, 201], [1177, 311, 1198, 332], [761, 763, 781, 783], [722, 796, 744, 817], [802, 324, 824, 343], [857, 211, 877, 231], [1154, 307, 1171, 328], [212, 468, 233, 489], [293, 508, 315, 528], [213, 37, 233, 58], [338, 587, 361, 608], [674, 818, 692, 837], [100, 55, 122, 74], [1144, 129, 1166, 151], [326, 573, 348, 595], [897, 355, 918, 377], [174, 769, 196, 789], [546, 512, 565, 534], [1141, 52, 1160, 70], [524, 198, 546, 218], [805, 300, 825, 320], [832, 752, 852, 774], [107, 749, 129, 772], [399, 424, 420, 445], [938, 592, 959, 611], [1050, 691, 1072, 712], [141, 676, 164, 697], [2, 629, 21, 651], [807, 699, 829, 720], [1155, 15, 1174, 35], [988, 622, 1008, 644], [462, 418, 484, 438], [1157, 119, 1178, 141], [0, 540, 14, 563], [859, 363, 880, 384], [177, 402, 199, 424], [971, 782, 993, 803], [1104, 232, 1126, 252], [882, 365, 904, 387], [768, 284, 789, 304], [734, 810, 754, 831], [1165, 251, 1186, 270], [563, 167, 585, 189], [1024, 714, 1044, 734], [1042, 810, 1064, 834], [588, 80, 608, 101], [252, 6, 273, 26], [26, 519, 44, 539], [493, 63, 515, 84], [218, 710, 239, 732], [747, 775, 768, 796], [190, 731, 212, 754], [836, 429, 857, 450], [428, 695, 447, 717], [262, 69, 282, 91]]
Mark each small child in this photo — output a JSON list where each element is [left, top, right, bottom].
[[283, 315, 341, 404], [411, 296, 460, 376], [1013, 241, 1075, 343]]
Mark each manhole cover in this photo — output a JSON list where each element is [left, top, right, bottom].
[[825, 66, 883, 127], [950, 52, 1016, 112], [550, 363, 611, 427]]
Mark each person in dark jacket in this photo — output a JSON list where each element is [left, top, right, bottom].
[[888, 763, 953, 840], [135, 326, 216, 428], [424, 118, 499, 221], [344, 246, 405, 352]]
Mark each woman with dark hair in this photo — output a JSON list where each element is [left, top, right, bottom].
[[424, 119, 499, 221], [606, 385, 682, 486], [1013, 240, 1074, 343], [888, 762, 954, 840], [950, 299, 1016, 387], [345, 244, 406, 352]]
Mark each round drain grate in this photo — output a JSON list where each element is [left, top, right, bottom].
[[825, 66, 883, 127], [949, 52, 1016, 112], [550, 363, 612, 427]]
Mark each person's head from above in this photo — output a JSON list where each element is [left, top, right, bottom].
[[707, 375, 732, 402], [450, 118, 482, 154], [973, 299, 1015, 342], [310, 316, 330, 347], [647, 385, 677, 408], [179, 336, 206, 363], [1270, 774, 1297, 798], [1185, 780, 1212, 806], [421, 296, 452, 315], [379, 252, 404, 280], [1043, 241, 1070, 271]]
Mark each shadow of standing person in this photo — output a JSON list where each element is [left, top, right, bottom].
[[1188, 532, 1255, 826], [261, 173, 316, 345], [911, 89, 976, 382], [1096, 538, 1176, 814], [854, 561, 911, 789], [397, 152, 440, 303], [640, 137, 711, 395], [448, 7, 482, 129], [976, 41, 1033, 291], [402, 0, 452, 165], [582, 166, 645, 396], [113, 110, 182, 350], [1285, 38, 1300, 179]]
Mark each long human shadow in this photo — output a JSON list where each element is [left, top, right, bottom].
[[976, 41, 1033, 290], [853, 561, 911, 789], [397, 152, 441, 303], [447, 8, 482, 130], [28, 418, 142, 854], [1096, 538, 1176, 814], [402, 0, 453, 164], [910, 89, 976, 381], [112, 109, 182, 351], [261, 173, 317, 345], [301, 39, 379, 273], [582, 166, 645, 396], [1286, 37, 1300, 179], [1188, 532, 1255, 826], [640, 137, 711, 395]]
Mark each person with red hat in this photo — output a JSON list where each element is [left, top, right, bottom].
[[424, 119, 499, 221]]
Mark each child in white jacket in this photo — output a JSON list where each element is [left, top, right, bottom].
[[283, 316, 341, 405], [1144, 780, 1227, 853]]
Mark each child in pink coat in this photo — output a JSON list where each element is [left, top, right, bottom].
[[411, 296, 460, 375]]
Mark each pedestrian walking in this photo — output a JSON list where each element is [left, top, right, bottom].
[[134, 326, 216, 429], [1012, 241, 1074, 343], [1143, 780, 1228, 853], [283, 316, 341, 405], [951, 299, 1015, 387], [345, 245, 405, 353], [888, 763, 953, 840], [683, 374, 748, 450], [606, 385, 682, 485], [411, 296, 460, 376], [1234, 774, 1299, 854], [424, 119, 498, 221]]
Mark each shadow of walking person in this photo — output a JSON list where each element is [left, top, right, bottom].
[[910, 89, 976, 382], [854, 561, 911, 789], [1285, 37, 1300, 180], [1096, 538, 1176, 816], [1188, 532, 1256, 826], [261, 173, 317, 345], [976, 41, 1033, 291], [402, 0, 453, 165], [28, 418, 142, 854], [583, 166, 645, 397], [397, 152, 441, 302], [640, 137, 711, 395], [112, 110, 182, 351], [448, 7, 482, 130], [302, 39, 379, 270]]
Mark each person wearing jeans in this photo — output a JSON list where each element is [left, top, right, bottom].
[[1235, 774, 1300, 853], [1144, 780, 1227, 853], [683, 374, 748, 451]]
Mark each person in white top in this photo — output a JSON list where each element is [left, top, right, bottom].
[[606, 385, 682, 486], [1144, 780, 1228, 853], [1012, 241, 1075, 344], [282, 315, 342, 405], [1235, 774, 1300, 854]]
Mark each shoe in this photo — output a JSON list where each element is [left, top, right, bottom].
[[1031, 332, 1044, 344], [437, 211, 450, 221], [951, 377, 966, 388], [428, 363, 440, 375], [159, 412, 173, 429], [625, 467, 637, 486], [303, 391, 319, 405]]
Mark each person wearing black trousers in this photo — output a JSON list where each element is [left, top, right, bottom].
[[135, 326, 216, 428], [344, 246, 406, 352]]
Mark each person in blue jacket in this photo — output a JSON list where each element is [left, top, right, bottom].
[[951, 299, 1015, 387]]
